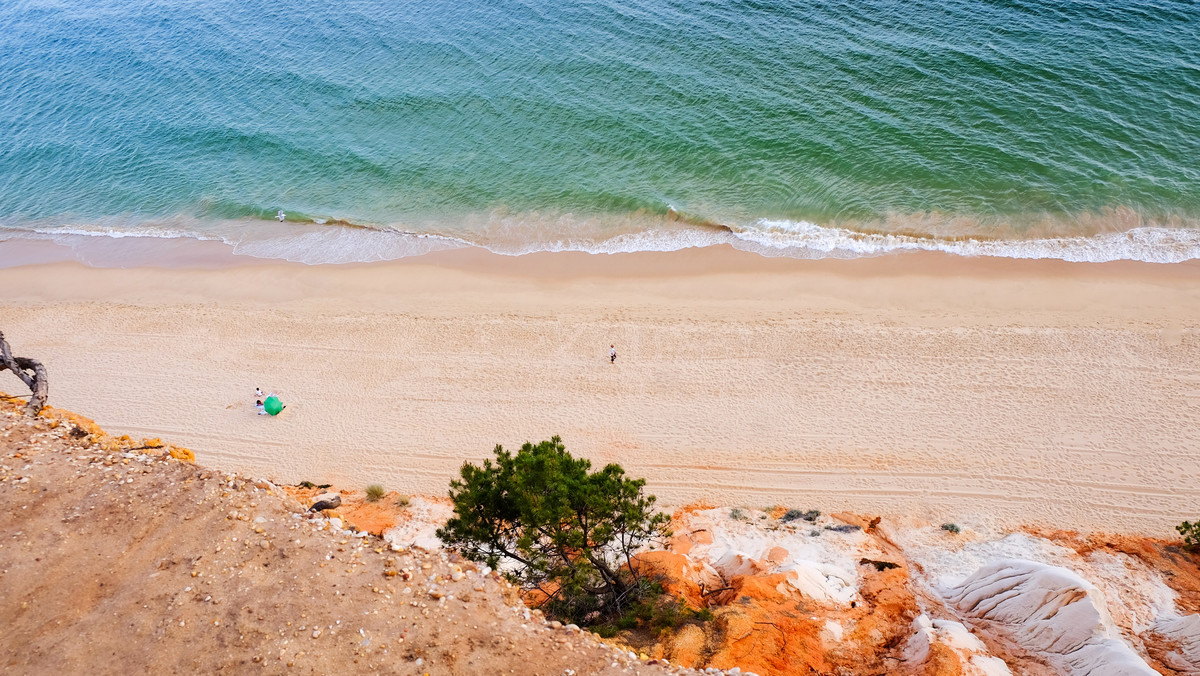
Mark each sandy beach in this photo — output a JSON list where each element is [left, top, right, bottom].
[[1, 246, 1198, 536]]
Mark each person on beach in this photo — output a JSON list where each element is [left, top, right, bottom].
[[255, 400, 267, 415], [255, 387, 264, 398], [610, 344, 616, 364]]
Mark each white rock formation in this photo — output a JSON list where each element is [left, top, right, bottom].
[[1153, 612, 1200, 674], [945, 559, 1158, 675], [904, 614, 1012, 676], [679, 507, 879, 606]]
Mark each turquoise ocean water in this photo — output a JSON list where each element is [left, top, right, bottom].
[[1, 0, 1198, 264]]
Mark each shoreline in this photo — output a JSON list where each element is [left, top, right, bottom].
[[6, 215, 1200, 268], [2, 246, 1198, 536]]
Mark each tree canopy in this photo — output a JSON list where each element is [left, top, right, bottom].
[[437, 436, 670, 622]]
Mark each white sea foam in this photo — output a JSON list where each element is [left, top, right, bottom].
[[3, 216, 1200, 266], [0, 219, 466, 267], [419, 215, 1200, 263], [227, 226, 463, 264], [729, 220, 1200, 263], [474, 227, 731, 256]]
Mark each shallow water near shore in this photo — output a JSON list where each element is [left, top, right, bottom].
[[2, 0, 1199, 263]]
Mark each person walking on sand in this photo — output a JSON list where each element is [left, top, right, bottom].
[[610, 344, 616, 364]]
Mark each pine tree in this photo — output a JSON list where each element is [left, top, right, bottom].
[[437, 436, 670, 623]]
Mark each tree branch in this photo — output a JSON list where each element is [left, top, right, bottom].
[[0, 331, 47, 416]]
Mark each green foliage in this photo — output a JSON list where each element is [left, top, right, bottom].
[[297, 481, 332, 489], [941, 523, 961, 534], [782, 508, 821, 523], [824, 524, 861, 533], [590, 581, 712, 639], [729, 508, 747, 521], [1177, 520, 1200, 549], [394, 494, 410, 508], [365, 484, 386, 502], [591, 622, 622, 638], [437, 436, 672, 625]]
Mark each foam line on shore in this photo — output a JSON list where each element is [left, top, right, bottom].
[[4, 216, 1200, 268]]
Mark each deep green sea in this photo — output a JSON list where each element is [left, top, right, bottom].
[[1, 0, 1198, 264]]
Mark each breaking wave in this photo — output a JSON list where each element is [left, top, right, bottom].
[[3, 211, 1200, 268]]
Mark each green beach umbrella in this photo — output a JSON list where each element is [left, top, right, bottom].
[[263, 394, 283, 416]]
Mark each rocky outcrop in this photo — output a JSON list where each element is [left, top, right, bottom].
[[944, 559, 1158, 674], [618, 508, 1200, 676], [626, 507, 922, 675], [906, 614, 1015, 675], [1152, 613, 1200, 673]]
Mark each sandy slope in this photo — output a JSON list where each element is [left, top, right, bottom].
[[1, 246, 1198, 536], [0, 404, 683, 675]]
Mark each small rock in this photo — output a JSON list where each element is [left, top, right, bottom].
[[312, 629, 321, 638], [309, 493, 341, 512], [254, 516, 266, 524]]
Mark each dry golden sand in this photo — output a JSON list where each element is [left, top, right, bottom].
[[1, 246, 1198, 536]]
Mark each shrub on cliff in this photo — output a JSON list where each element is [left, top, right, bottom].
[[1178, 520, 1200, 549], [437, 436, 671, 624]]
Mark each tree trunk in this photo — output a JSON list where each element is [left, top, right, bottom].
[[0, 331, 48, 416], [584, 552, 629, 604]]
